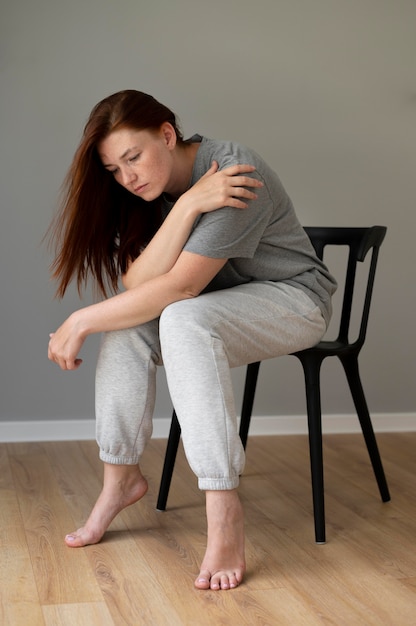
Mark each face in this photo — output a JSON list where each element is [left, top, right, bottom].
[[98, 124, 177, 200]]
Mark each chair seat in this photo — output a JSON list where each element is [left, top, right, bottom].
[[296, 340, 359, 357]]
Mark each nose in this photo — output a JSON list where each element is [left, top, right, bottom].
[[120, 167, 137, 187]]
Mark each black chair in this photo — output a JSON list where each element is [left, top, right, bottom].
[[156, 226, 390, 543]]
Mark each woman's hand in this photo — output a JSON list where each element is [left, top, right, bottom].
[[48, 312, 86, 370], [176, 161, 264, 216]]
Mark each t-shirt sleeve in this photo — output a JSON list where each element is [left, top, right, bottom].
[[183, 183, 274, 259]]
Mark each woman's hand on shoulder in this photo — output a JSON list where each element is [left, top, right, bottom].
[[177, 161, 264, 217]]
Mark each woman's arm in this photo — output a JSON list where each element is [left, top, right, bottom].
[[122, 162, 263, 289], [48, 163, 263, 370], [48, 251, 227, 370]]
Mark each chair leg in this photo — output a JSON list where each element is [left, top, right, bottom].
[[239, 361, 261, 449], [340, 355, 391, 502], [297, 355, 326, 544], [156, 410, 181, 511]]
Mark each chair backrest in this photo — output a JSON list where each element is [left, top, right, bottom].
[[304, 226, 387, 348]]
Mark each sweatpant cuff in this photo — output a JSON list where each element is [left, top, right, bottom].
[[99, 450, 140, 465], [198, 476, 240, 490]]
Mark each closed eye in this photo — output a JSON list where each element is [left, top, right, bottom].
[[128, 153, 140, 163]]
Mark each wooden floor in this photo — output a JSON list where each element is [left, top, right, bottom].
[[1, 432, 416, 625]]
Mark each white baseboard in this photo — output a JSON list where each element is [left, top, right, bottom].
[[0, 413, 415, 443]]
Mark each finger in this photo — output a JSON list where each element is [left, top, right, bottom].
[[201, 161, 219, 179], [206, 160, 219, 174], [226, 197, 250, 209], [229, 187, 259, 199], [221, 163, 256, 176], [58, 358, 74, 371], [64, 359, 81, 370], [229, 175, 264, 188], [63, 355, 84, 370], [48, 350, 78, 370], [51, 356, 66, 370]]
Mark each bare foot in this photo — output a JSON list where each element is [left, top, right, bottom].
[[65, 463, 148, 547], [195, 489, 246, 591]]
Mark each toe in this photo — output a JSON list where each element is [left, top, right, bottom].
[[64, 532, 83, 547], [228, 572, 239, 588], [195, 569, 211, 590], [210, 574, 221, 590], [64, 527, 96, 548], [220, 574, 230, 590], [195, 568, 243, 591]]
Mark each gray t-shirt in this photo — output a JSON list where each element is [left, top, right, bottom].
[[162, 135, 337, 325]]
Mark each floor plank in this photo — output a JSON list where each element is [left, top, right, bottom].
[[42, 602, 114, 626], [0, 448, 45, 626], [8, 447, 103, 606]]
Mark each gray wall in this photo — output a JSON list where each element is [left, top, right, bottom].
[[1, 0, 415, 425]]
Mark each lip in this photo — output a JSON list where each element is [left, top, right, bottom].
[[134, 183, 148, 194]]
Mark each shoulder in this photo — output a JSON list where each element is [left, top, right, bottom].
[[197, 136, 260, 166], [191, 136, 271, 181], [190, 136, 290, 210]]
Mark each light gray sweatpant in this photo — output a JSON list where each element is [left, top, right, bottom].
[[96, 282, 327, 490]]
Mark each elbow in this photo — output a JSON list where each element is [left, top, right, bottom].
[[175, 282, 204, 303], [121, 259, 137, 290], [175, 284, 200, 301], [159, 285, 199, 319], [183, 287, 200, 300], [164, 268, 204, 301], [180, 277, 205, 300], [121, 268, 137, 290], [121, 274, 131, 290]]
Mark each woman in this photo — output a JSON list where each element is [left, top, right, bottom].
[[48, 89, 336, 591]]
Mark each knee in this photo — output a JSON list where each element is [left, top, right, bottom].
[[160, 299, 187, 325], [98, 321, 161, 364], [159, 302, 185, 347], [97, 328, 137, 365], [100, 327, 134, 350], [160, 298, 210, 340], [161, 300, 214, 361]]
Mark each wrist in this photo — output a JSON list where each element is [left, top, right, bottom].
[[69, 309, 91, 339], [173, 194, 199, 221]]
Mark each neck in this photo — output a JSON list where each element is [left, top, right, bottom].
[[166, 141, 200, 199]]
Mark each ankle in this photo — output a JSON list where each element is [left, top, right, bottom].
[[103, 462, 142, 484], [205, 489, 242, 514]]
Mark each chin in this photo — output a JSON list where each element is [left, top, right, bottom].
[[140, 191, 160, 202]]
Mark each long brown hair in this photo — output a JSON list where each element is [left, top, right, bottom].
[[47, 90, 184, 298]]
